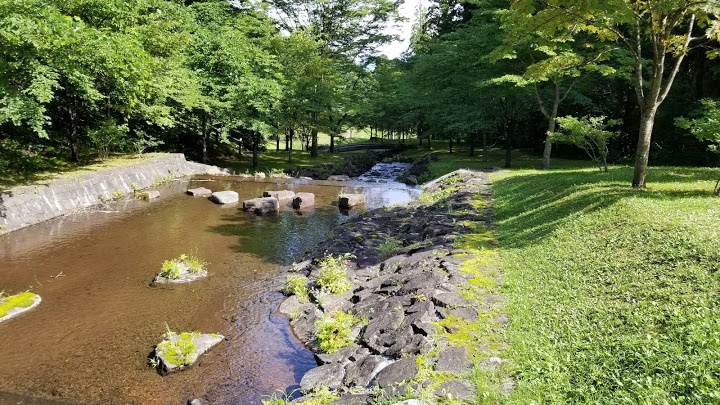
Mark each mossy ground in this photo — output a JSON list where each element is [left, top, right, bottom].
[[0, 292, 39, 318]]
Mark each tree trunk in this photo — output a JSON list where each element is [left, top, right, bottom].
[[201, 111, 208, 164], [505, 134, 512, 168], [310, 129, 318, 157], [482, 132, 488, 162], [285, 128, 290, 151], [288, 127, 294, 163], [632, 108, 657, 188], [68, 104, 79, 163], [541, 115, 556, 170], [276, 134, 280, 152], [469, 135, 475, 157], [449, 137, 453, 153], [252, 134, 259, 170], [330, 134, 335, 153]]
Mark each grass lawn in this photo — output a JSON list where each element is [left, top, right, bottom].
[[0, 153, 163, 191], [490, 165, 720, 402]]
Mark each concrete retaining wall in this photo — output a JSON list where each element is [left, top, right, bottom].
[[0, 154, 224, 234]]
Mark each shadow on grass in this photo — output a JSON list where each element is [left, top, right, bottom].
[[493, 166, 720, 248]]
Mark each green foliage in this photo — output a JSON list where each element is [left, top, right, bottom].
[[155, 327, 200, 367], [316, 253, 354, 294], [493, 166, 720, 402], [379, 238, 401, 260], [315, 311, 360, 353], [160, 253, 207, 279], [88, 120, 129, 160], [284, 274, 309, 303], [553, 115, 619, 172], [0, 291, 39, 318], [676, 99, 720, 150]]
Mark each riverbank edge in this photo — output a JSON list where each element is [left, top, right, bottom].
[[0, 153, 226, 235], [273, 169, 512, 404]]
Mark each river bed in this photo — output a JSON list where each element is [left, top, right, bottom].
[[0, 164, 418, 404]]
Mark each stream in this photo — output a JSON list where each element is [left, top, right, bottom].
[[0, 163, 418, 404]]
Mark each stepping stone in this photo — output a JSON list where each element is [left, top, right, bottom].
[[263, 190, 295, 203], [339, 194, 366, 209], [210, 191, 239, 204], [433, 379, 475, 401], [187, 187, 212, 197], [292, 192, 315, 209], [153, 332, 223, 375], [243, 197, 279, 214], [435, 346, 473, 373]]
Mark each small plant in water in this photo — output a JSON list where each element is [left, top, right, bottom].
[[160, 252, 207, 279], [315, 311, 360, 353], [317, 253, 354, 294], [284, 274, 309, 303], [154, 324, 199, 367]]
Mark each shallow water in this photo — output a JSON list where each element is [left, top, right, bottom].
[[0, 168, 418, 404]]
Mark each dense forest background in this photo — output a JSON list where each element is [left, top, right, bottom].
[[1, 0, 719, 185]]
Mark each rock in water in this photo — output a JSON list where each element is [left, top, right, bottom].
[[153, 332, 224, 375], [0, 292, 42, 323], [328, 175, 351, 181], [210, 191, 239, 204], [338, 194, 366, 209], [187, 187, 212, 197], [243, 197, 279, 214], [262, 190, 295, 203], [292, 192, 315, 209]]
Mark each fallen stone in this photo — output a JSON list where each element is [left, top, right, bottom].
[[263, 190, 295, 203], [339, 194, 366, 209], [316, 343, 362, 365], [435, 346, 473, 373], [300, 362, 346, 391], [433, 292, 471, 308], [403, 175, 418, 185], [152, 266, 208, 285], [385, 333, 431, 357], [343, 354, 391, 387], [433, 379, 475, 401], [154, 332, 224, 375], [291, 306, 323, 343], [479, 356, 503, 371], [292, 192, 316, 209], [328, 175, 351, 181], [331, 394, 373, 405], [210, 191, 239, 204], [278, 295, 309, 318], [374, 356, 418, 388], [243, 197, 279, 214], [187, 187, 212, 197], [138, 190, 160, 200]]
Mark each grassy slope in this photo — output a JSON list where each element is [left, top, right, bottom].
[[490, 166, 720, 403]]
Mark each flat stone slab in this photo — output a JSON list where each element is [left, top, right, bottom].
[[210, 191, 239, 204], [243, 197, 279, 214], [433, 379, 475, 401], [339, 194, 366, 209], [154, 332, 223, 375], [435, 346, 473, 373], [263, 190, 295, 202], [292, 192, 316, 209], [374, 356, 418, 388], [0, 293, 41, 323], [328, 175, 351, 181], [187, 187, 212, 197], [300, 362, 346, 391]]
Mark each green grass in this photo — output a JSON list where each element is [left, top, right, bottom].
[[0, 153, 164, 191], [491, 165, 720, 403]]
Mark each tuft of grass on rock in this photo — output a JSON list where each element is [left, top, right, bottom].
[[284, 274, 309, 303], [315, 311, 360, 353], [0, 291, 38, 318], [316, 253, 354, 294]]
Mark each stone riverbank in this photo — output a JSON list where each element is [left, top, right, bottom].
[[0, 153, 225, 234], [277, 169, 511, 404]]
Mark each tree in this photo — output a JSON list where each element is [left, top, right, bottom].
[[676, 98, 720, 194], [506, 0, 720, 185], [553, 115, 620, 172]]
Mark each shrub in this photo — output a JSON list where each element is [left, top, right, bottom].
[[317, 253, 354, 294], [88, 120, 128, 160], [315, 311, 359, 353], [284, 274, 309, 303], [379, 238, 400, 260], [160, 253, 207, 279], [552, 115, 620, 173]]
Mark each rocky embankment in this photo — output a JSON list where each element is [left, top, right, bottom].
[[288, 150, 400, 179], [277, 170, 510, 404]]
